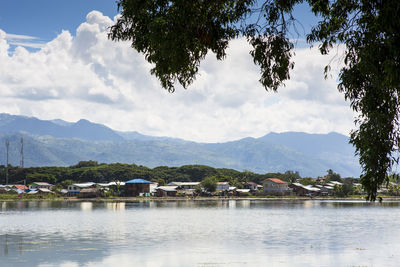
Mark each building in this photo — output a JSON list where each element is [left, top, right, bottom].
[[155, 186, 178, 197], [217, 182, 230, 191], [29, 182, 53, 190], [263, 178, 289, 195], [125, 179, 152, 196], [67, 182, 97, 196], [290, 183, 321, 196], [236, 188, 251, 196], [243, 182, 258, 191], [168, 182, 200, 190], [78, 188, 100, 198]]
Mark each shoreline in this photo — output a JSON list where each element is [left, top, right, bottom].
[[1, 196, 400, 202]]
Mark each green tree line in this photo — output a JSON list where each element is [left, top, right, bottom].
[[0, 161, 309, 186]]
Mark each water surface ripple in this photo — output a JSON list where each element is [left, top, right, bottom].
[[1, 200, 399, 266]]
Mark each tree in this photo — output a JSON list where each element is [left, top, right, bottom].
[[299, 177, 316, 186], [326, 169, 342, 182], [282, 170, 301, 184], [157, 178, 166, 186], [110, 0, 400, 201], [201, 176, 218, 192]]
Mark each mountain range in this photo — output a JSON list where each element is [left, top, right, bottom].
[[0, 113, 360, 177]]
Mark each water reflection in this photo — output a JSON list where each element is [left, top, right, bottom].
[[1, 200, 400, 266]]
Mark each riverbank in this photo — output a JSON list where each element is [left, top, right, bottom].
[[1, 195, 400, 202]]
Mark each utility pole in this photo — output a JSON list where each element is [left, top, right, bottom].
[[20, 137, 24, 168], [5, 139, 9, 185]]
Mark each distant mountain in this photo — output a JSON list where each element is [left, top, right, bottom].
[[0, 113, 360, 177], [0, 113, 123, 142]]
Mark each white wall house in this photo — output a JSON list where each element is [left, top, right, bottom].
[[263, 178, 289, 195], [217, 182, 230, 191]]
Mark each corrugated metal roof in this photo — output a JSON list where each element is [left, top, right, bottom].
[[38, 188, 52, 193], [73, 182, 96, 188], [168, 182, 200, 186], [125, 179, 152, 184], [32, 182, 52, 186], [156, 186, 178, 192]]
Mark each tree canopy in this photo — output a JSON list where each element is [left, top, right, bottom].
[[109, 0, 400, 201]]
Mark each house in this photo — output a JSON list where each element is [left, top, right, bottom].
[[125, 179, 152, 196], [155, 186, 178, 197], [26, 188, 53, 195], [236, 188, 251, 196], [243, 182, 258, 191], [29, 182, 53, 190], [168, 182, 200, 190], [263, 178, 289, 195], [0, 185, 10, 194], [290, 183, 320, 196], [67, 182, 97, 196], [78, 188, 100, 198], [217, 182, 230, 191], [12, 185, 28, 192]]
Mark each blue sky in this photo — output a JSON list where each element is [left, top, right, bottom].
[[0, 1, 352, 142], [0, 0, 117, 40], [0, 1, 317, 44]]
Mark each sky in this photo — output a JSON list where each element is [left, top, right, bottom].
[[0, 1, 355, 143]]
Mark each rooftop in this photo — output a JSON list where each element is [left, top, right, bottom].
[[266, 178, 287, 184], [31, 182, 52, 186], [125, 179, 152, 184]]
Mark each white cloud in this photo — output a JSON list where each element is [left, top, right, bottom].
[[4, 32, 45, 49], [0, 11, 355, 142]]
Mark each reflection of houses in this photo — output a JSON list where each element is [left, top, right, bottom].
[[125, 179, 152, 196], [155, 186, 178, 197], [217, 182, 230, 191], [29, 182, 53, 190], [263, 178, 289, 195]]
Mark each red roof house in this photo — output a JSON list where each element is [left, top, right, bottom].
[[262, 178, 289, 195]]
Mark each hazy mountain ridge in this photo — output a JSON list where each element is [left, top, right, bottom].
[[0, 113, 360, 177]]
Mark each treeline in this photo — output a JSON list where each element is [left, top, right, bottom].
[[0, 160, 307, 186]]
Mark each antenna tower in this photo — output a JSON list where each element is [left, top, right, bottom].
[[20, 137, 24, 168], [5, 139, 9, 185]]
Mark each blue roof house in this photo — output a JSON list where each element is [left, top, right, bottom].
[[125, 179, 152, 196]]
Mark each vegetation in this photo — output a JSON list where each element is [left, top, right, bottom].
[[109, 0, 400, 201], [0, 161, 287, 186], [201, 176, 218, 193]]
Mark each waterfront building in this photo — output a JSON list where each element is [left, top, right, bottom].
[[217, 182, 230, 191], [243, 182, 258, 191], [155, 186, 178, 197], [29, 182, 53, 190], [125, 179, 152, 196], [263, 178, 289, 195], [67, 182, 97, 196]]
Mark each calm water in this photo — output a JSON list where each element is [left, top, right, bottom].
[[1, 200, 400, 267]]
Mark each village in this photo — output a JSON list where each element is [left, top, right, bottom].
[[0, 176, 397, 199]]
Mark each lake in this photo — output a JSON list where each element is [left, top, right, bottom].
[[1, 199, 400, 266]]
